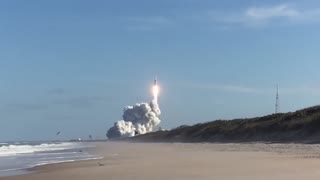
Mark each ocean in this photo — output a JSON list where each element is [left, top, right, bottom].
[[0, 141, 102, 177]]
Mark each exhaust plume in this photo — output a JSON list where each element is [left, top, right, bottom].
[[107, 81, 161, 139], [106, 100, 161, 139]]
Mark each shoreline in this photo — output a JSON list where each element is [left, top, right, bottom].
[[27, 156, 104, 172], [3, 142, 320, 180], [0, 142, 102, 178]]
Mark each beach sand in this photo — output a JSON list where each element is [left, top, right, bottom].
[[2, 142, 320, 180]]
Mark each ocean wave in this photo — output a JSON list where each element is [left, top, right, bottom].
[[0, 143, 83, 157]]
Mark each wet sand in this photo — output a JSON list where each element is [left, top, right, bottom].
[[3, 142, 320, 180]]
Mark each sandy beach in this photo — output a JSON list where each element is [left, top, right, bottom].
[[3, 142, 320, 180]]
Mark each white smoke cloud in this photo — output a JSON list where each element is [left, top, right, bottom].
[[107, 100, 161, 139]]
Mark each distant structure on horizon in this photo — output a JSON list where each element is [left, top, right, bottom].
[[275, 85, 279, 114]]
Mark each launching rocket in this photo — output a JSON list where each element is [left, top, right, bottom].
[[152, 76, 159, 102], [106, 76, 162, 139], [154, 77, 157, 86]]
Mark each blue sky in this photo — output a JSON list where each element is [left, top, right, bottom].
[[1, 0, 320, 141]]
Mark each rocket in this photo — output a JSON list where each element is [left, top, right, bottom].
[[154, 76, 157, 86]]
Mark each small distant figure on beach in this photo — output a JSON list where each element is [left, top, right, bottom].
[[98, 162, 105, 166]]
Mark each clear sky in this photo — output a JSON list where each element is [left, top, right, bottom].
[[1, 0, 320, 141]]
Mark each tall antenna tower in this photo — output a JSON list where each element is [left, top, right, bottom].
[[275, 85, 279, 114]]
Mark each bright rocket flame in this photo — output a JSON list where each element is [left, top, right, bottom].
[[153, 85, 159, 102]]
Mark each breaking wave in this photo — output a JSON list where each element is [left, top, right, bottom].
[[0, 142, 84, 157]]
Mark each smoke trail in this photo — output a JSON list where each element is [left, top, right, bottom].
[[106, 100, 161, 139]]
